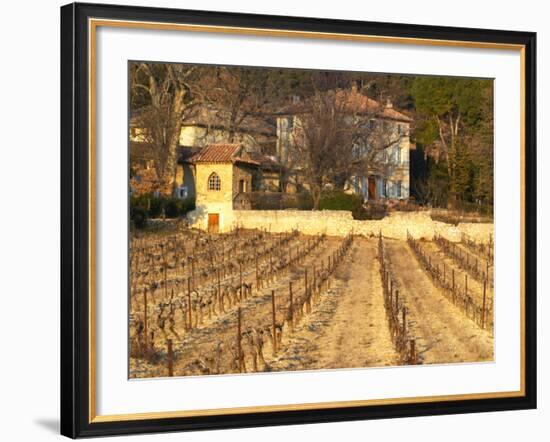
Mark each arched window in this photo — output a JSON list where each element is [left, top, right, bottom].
[[208, 172, 221, 191]]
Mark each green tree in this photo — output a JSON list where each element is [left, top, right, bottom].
[[411, 77, 492, 207]]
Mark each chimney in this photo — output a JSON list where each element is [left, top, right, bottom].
[[385, 99, 393, 109]]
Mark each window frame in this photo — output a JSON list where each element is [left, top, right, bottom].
[[208, 172, 221, 191]]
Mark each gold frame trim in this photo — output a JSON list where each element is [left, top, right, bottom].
[[88, 18, 527, 424]]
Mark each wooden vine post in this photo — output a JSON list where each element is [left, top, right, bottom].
[[217, 268, 222, 313], [163, 254, 168, 300], [482, 278, 487, 329], [395, 289, 400, 313], [313, 264, 317, 299], [167, 339, 174, 377], [143, 288, 148, 351], [388, 278, 393, 307], [239, 261, 243, 301], [410, 340, 416, 364], [255, 254, 259, 291], [191, 257, 195, 291], [452, 268, 456, 301], [237, 308, 243, 373], [187, 276, 192, 330], [304, 269, 310, 313], [271, 290, 277, 355], [289, 281, 294, 330]]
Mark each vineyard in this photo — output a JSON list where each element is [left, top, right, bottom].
[[129, 227, 494, 378]]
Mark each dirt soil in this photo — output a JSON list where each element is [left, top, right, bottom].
[[272, 238, 398, 371], [385, 240, 494, 365], [130, 231, 495, 378]]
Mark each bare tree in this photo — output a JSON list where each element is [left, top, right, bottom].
[[130, 63, 203, 195], [288, 88, 403, 209], [202, 67, 270, 143]]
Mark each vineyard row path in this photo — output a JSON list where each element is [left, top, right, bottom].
[[385, 239, 494, 364], [272, 238, 399, 371]]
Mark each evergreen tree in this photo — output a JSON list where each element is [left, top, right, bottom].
[[410, 76, 493, 209]]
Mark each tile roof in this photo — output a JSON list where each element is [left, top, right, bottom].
[[334, 89, 412, 122], [186, 144, 260, 167], [276, 88, 412, 123], [189, 143, 242, 163]]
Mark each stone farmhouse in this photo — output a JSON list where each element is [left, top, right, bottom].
[[178, 105, 276, 152], [130, 107, 280, 198], [130, 85, 413, 232], [275, 86, 412, 201]]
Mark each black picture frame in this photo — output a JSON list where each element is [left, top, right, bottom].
[[60, 2, 537, 438]]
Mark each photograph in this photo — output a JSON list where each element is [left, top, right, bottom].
[[54, 1, 537, 438], [0, 0, 543, 438], [128, 62, 495, 379]]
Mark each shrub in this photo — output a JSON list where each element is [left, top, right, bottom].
[[148, 195, 164, 218], [130, 194, 150, 211], [181, 197, 196, 214], [297, 191, 314, 210], [165, 197, 195, 218], [130, 193, 195, 227], [130, 205, 148, 229], [164, 198, 181, 218], [319, 191, 362, 211], [353, 202, 387, 220]]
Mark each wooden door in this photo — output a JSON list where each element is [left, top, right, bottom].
[[208, 213, 219, 233], [368, 177, 377, 200]]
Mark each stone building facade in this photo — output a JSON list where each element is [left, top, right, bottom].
[[275, 87, 412, 201], [186, 144, 259, 232]]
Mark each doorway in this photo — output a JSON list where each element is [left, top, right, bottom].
[[368, 177, 377, 200], [208, 213, 220, 233]]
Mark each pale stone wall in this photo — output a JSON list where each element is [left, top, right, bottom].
[[227, 209, 493, 242], [384, 121, 410, 200], [187, 168, 493, 240], [179, 126, 270, 150]]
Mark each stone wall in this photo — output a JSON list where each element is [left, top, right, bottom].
[[228, 209, 493, 243], [232, 163, 253, 197]]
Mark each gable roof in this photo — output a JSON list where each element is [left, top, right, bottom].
[[187, 143, 260, 166], [275, 88, 412, 123], [189, 143, 242, 163]]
